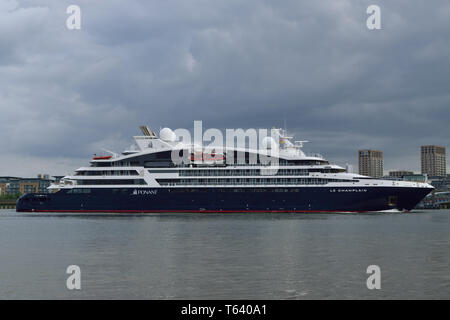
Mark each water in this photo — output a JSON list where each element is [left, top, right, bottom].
[[0, 209, 449, 299]]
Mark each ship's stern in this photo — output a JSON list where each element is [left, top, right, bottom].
[[16, 193, 51, 212]]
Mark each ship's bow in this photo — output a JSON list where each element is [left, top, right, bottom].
[[397, 183, 434, 211]]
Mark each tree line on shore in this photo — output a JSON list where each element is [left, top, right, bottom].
[[0, 193, 21, 201]]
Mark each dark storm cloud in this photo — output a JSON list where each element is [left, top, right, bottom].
[[0, 0, 449, 176]]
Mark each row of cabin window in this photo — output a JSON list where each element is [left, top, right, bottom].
[[178, 169, 342, 176], [157, 178, 352, 185], [77, 179, 146, 185], [167, 188, 302, 193], [76, 170, 139, 176]]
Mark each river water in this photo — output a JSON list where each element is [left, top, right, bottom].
[[0, 209, 448, 299]]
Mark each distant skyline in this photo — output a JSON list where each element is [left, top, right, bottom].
[[1, 0, 450, 177]]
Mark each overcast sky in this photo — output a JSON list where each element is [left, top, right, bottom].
[[0, 0, 449, 177]]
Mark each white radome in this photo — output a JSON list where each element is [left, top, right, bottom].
[[160, 127, 176, 142], [261, 137, 278, 150]]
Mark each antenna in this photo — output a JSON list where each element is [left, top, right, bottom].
[[295, 140, 309, 148]]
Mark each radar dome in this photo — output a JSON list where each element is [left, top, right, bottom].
[[160, 128, 176, 142], [261, 137, 277, 149]]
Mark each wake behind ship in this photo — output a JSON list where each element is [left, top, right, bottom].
[[17, 126, 433, 213]]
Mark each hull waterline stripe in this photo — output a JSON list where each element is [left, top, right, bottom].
[[17, 209, 379, 213]]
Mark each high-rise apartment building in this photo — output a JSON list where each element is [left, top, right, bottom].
[[358, 149, 383, 178], [421, 145, 446, 177]]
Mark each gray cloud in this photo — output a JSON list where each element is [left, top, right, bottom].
[[0, 0, 449, 176]]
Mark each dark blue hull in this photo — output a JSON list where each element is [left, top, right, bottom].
[[16, 186, 433, 213]]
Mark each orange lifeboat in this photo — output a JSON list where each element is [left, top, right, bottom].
[[93, 155, 112, 160]]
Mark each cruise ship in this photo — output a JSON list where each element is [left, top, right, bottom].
[[16, 126, 433, 213]]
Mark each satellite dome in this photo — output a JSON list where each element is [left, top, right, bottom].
[[261, 137, 277, 149], [160, 127, 176, 142]]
